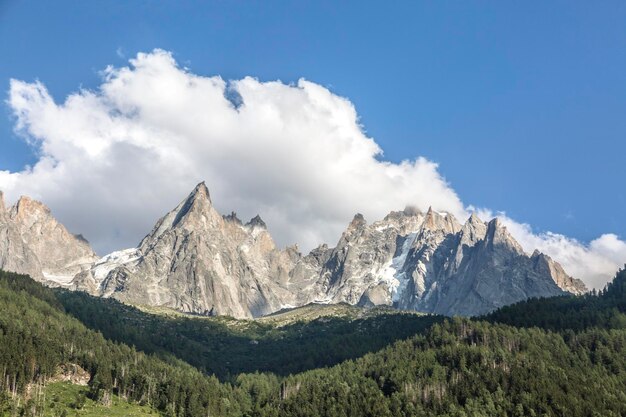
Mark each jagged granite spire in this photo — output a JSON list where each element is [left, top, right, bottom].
[[223, 211, 242, 224], [87, 181, 306, 318], [484, 218, 525, 255], [246, 215, 267, 229], [531, 250, 587, 295], [459, 213, 487, 246], [348, 213, 367, 230], [139, 181, 222, 248]]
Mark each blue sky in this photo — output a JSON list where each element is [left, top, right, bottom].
[[0, 1, 625, 285]]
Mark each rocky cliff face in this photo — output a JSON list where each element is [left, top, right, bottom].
[[302, 208, 586, 316], [72, 183, 315, 318], [0, 191, 98, 283], [0, 184, 587, 318], [72, 183, 586, 318]]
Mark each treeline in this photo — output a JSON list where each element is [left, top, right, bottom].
[[56, 290, 441, 379], [274, 319, 626, 416], [2, 268, 626, 416]]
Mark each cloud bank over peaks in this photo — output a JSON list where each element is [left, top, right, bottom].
[[1, 49, 624, 289]]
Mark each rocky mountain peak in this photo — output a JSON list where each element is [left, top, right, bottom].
[[90, 181, 300, 318], [531, 250, 587, 295], [10, 195, 52, 224], [422, 207, 461, 234], [467, 212, 482, 225], [348, 213, 367, 231], [312, 243, 329, 253], [383, 210, 406, 222], [0, 193, 97, 285], [142, 182, 223, 245], [0, 191, 5, 213], [459, 213, 488, 245], [484, 218, 501, 241], [223, 211, 243, 224], [192, 181, 211, 201], [171, 182, 215, 226], [484, 218, 525, 254], [381, 209, 421, 232], [246, 215, 267, 230]]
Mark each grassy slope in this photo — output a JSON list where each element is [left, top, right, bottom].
[[257, 302, 423, 326], [42, 382, 157, 417]]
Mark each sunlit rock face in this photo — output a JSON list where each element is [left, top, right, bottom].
[[307, 208, 586, 317], [0, 191, 97, 284], [1, 184, 586, 319], [72, 183, 316, 318]]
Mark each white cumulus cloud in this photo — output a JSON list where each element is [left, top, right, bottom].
[[1, 49, 624, 289]]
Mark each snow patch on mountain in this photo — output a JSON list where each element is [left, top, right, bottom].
[[92, 248, 141, 283], [42, 272, 75, 286], [391, 232, 419, 301], [374, 231, 419, 302]]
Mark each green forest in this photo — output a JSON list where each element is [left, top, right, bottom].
[[1, 267, 626, 416], [55, 291, 441, 380]]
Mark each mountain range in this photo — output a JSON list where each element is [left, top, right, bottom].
[[0, 183, 586, 318]]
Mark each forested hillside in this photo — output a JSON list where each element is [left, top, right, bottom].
[[2, 268, 626, 416], [0, 270, 250, 416], [486, 266, 626, 331], [56, 291, 441, 379]]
